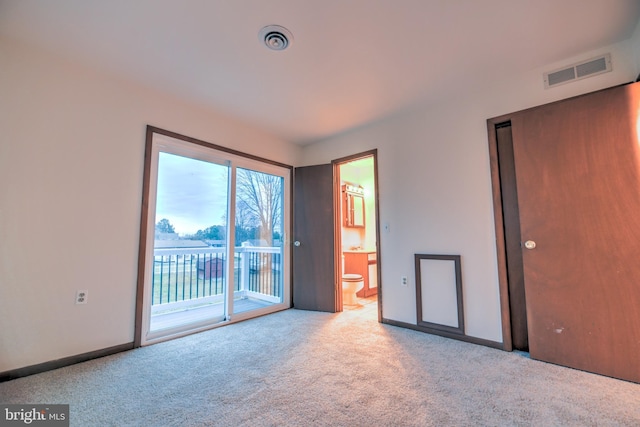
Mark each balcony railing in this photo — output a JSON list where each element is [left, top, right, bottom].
[[151, 246, 282, 315]]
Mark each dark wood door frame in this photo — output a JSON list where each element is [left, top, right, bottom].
[[332, 149, 383, 322], [493, 123, 529, 352], [488, 118, 516, 352]]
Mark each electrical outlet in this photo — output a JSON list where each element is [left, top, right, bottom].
[[76, 290, 88, 304], [401, 276, 408, 286]]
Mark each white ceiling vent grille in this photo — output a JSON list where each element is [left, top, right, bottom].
[[544, 53, 611, 89], [259, 25, 294, 51]]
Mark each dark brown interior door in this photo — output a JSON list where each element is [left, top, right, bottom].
[[292, 164, 336, 312], [511, 82, 640, 382]]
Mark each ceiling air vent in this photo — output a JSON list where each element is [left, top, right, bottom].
[[259, 25, 294, 51], [543, 53, 611, 89]]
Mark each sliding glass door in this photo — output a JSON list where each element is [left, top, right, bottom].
[[138, 129, 290, 345], [233, 168, 285, 315], [149, 152, 230, 333]]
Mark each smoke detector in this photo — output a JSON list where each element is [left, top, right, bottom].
[[259, 25, 294, 51]]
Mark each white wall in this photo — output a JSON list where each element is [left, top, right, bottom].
[[301, 40, 638, 343], [3, 27, 638, 374], [0, 37, 301, 372], [632, 19, 640, 77]]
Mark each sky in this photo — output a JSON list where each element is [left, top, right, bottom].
[[156, 152, 229, 236]]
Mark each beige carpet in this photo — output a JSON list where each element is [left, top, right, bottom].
[[1, 303, 639, 426]]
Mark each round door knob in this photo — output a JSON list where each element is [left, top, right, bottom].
[[524, 240, 536, 250], [294, 241, 301, 247]]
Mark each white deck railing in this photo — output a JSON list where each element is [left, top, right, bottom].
[[151, 245, 282, 315]]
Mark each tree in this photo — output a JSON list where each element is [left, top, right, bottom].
[[192, 225, 226, 241], [155, 218, 175, 234], [235, 169, 282, 246]]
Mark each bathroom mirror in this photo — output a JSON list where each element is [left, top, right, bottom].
[[351, 193, 365, 227], [343, 184, 365, 228]]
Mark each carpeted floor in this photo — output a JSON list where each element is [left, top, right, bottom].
[[1, 304, 639, 426]]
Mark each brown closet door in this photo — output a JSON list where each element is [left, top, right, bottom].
[[511, 82, 640, 382]]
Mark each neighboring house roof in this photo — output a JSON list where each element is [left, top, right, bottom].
[[242, 239, 269, 247], [155, 232, 179, 240], [154, 239, 209, 249]]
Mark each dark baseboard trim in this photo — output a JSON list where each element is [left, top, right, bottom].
[[0, 342, 134, 383], [382, 318, 504, 350]]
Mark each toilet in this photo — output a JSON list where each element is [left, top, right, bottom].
[[342, 273, 364, 305]]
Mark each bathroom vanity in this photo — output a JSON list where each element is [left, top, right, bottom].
[[343, 250, 377, 297]]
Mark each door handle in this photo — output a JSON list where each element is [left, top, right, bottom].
[[524, 240, 536, 250], [294, 241, 301, 247]]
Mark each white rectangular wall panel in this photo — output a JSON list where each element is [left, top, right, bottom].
[[420, 259, 459, 327], [415, 254, 464, 335]]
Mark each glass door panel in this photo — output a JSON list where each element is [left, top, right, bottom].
[[139, 128, 291, 346], [232, 167, 284, 315], [149, 152, 229, 332]]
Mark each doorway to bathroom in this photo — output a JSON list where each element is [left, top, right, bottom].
[[334, 151, 381, 320]]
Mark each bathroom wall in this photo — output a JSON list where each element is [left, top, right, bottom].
[[340, 158, 376, 251]]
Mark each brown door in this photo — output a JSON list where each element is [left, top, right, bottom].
[[292, 164, 336, 312], [510, 82, 640, 382]]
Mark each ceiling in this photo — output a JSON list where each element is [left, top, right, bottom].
[[1, 0, 639, 145]]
